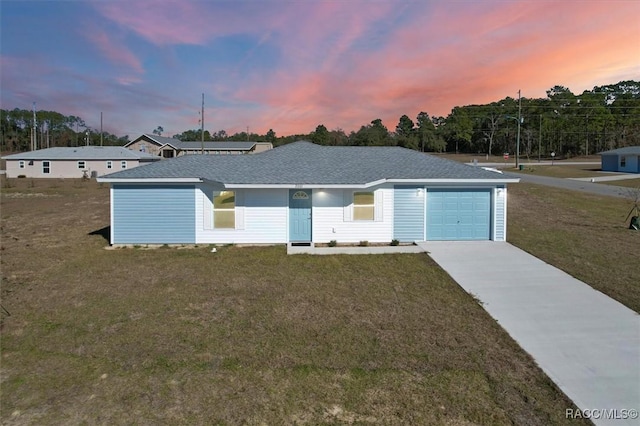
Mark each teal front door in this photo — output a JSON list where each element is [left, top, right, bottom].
[[289, 189, 312, 242]]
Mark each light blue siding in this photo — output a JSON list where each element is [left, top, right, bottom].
[[113, 184, 195, 244], [601, 155, 618, 172], [619, 155, 640, 173], [393, 186, 425, 242], [427, 189, 491, 240], [494, 186, 505, 241], [602, 154, 640, 173]]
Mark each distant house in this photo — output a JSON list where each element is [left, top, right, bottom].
[[98, 141, 519, 246], [600, 146, 640, 174], [124, 134, 273, 158], [2, 146, 160, 178]]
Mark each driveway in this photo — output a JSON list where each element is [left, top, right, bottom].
[[418, 241, 640, 426]]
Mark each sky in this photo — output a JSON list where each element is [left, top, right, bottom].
[[1, 0, 639, 138]]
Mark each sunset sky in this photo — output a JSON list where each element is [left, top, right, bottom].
[[1, 0, 638, 138]]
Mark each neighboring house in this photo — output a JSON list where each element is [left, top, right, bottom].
[[600, 146, 640, 174], [2, 146, 161, 178], [125, 134, 273, 158], [98, 141, 519, 246]]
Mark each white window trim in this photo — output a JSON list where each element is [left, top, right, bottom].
[[106, 161, 113, 169], [19, 160, 25, 169], [42, 160, 51, 174], [121, 161, 127, 169], [343, 189, 383, 222], [77, 161, 86, 169], [204, 190, 244, 231]]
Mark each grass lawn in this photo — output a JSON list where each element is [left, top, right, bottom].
[[508, 182, 640, 312], [600, 178, 640, 189], [0, 178, 587, 425]]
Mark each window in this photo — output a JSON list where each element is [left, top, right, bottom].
[[620, 156, 626, 167], [121, 161, 127, 169], [140, 144, 146, 152], [353, 191, 375, 220], [213, 191, 235, 228], [43, 161, 51, 174], [78, 161, 86, 169], [106, 161, 112, 169], [19, 160, 25, 169]]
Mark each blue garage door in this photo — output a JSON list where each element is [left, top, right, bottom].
[[427, 189, 491, 240]]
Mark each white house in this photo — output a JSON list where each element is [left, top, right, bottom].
[[97, 141, 519, 246], [2, 146, 161, 179]]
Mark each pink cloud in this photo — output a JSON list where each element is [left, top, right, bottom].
[[86, 26, 144, 83]]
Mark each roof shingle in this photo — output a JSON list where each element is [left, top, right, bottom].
[[101, 141, 512, 184]]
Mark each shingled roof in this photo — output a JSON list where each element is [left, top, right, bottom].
[[2, 146, 159, 161], [600, 146, 640, 155], [99, 141, 516, 186]]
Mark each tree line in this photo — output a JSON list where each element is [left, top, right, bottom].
[[2, 80, 638, 156]]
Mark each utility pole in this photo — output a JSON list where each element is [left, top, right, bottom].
[[538, 114, 542, 163], [201, 93, 205, 154], [516, 90, 522, 169], [100, 112, 103, 146], [31, 102, 37, 151]]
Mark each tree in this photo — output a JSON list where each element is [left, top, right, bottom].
[[152, 126, 164, 136], [416, 111, 445, 152], [395, 115, 418, 149], [265, 128, 276, 144], [442, 107, 473, 153], [311, 124, 330, 145]]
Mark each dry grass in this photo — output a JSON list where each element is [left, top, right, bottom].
[[600, 178, 640, 189], [0, 178, 588, 425], [508, 182, 640, 312]]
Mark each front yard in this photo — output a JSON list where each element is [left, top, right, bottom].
[[0, 178, 588, 425]]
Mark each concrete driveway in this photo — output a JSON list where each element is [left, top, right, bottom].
[[418, 241, 640, 426]]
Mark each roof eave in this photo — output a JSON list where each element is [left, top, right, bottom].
[[96, 177, 203, 184]]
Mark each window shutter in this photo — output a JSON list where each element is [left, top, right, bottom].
[[203, 192, 213, 230], [343, 190, 352, 222], [235, 190, 245, 230], [374, 190, 383, 222]]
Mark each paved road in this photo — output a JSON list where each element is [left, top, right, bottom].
[[420, 241, 640, 426], [504, 172, 637, 199]]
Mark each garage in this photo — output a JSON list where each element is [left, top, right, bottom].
[[427, 189, 491, 240]]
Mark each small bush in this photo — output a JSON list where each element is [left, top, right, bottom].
[[390, 239, 400, 246], [358, 240, 369, 247], [328, 240, 337, 247], [17, 175, 26, 179]]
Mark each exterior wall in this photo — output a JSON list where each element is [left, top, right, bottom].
[[618, 154, 640, 174], [391, 184, 507, 242], [110, 182, 511, 245], [112, 184, 196, 244], [195, 185, 288, 244], [195, 185, 394, 244], [127, 140, 160, 156], [253, 143, 273, 153], [393, 185, 425, 242], [312, 186, 393, 244], [5, 159, 142, 178], [601, 155, 618, 172]]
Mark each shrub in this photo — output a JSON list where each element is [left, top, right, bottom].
[[328, 240, 337, 247], [358, 240, 369, 247], [390, 239, 400, 246]]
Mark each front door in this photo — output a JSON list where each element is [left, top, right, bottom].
[[289, 189, 312, 242]]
